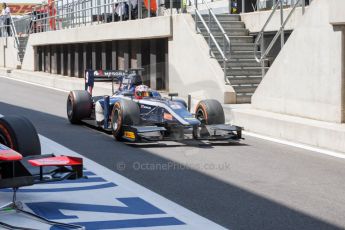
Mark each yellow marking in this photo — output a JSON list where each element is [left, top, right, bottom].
[[124, 131, 136, 139]]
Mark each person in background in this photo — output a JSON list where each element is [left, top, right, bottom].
[[1, 3, 11, 36], [129, 0, 138, 19]]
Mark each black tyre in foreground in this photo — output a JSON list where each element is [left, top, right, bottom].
[[195, 99, 225, 125], [67, 90, 93, 124], [0, 116, 41, 157], [111, 99, 140, 141]]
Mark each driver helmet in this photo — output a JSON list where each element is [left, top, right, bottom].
[[134, 85, 150, 99]]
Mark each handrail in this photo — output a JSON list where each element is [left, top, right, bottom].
[[192, 0, 231, 82], [195, 10, 227, 61], [9, 14, 20, 49], [253, 2, 280, 63], [195, 0, 231, 56], [254, 0, 305, 77], [0, 14, 22, 62]]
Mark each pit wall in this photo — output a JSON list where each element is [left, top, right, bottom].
[[229, 0, 345, 153], [251, 0, 344, 123], [20, 14, 235, 103], [0, 38, 20, 69], [22, 16, 172, 71]]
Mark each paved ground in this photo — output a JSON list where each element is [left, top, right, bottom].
[[0, 76, 345, 230]]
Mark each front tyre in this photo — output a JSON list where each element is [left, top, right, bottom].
[[195, 99, 225, 125], [111, 99, 140, 141], [67, 90, 92, 124], [0, 116, 41, 157]]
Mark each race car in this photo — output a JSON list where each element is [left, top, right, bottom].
[[66, 69, 242, 142], [0, 115, 84, 230]]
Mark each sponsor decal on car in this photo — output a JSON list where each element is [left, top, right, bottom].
[[170, 104, 182, 110], [124, 131, 136, 139], [184, 117, 197, 120], [141, 105, 152, 110]]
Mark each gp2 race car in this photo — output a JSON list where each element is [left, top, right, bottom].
[[0, 115, 84, 230], [66, 69, 242, 142]]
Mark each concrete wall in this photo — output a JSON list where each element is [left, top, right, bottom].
[[22, 16, 172, 71], [168, 14, 235, 103], [241, 6, 306, 33], [0, 38, 20, 69], [329, 0, 345, 25], [29, 17, 171, 45], [252, 0, 345, 123]]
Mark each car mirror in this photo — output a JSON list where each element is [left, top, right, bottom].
[[124, 92, 134, 98], [168, 93, 178, 100]]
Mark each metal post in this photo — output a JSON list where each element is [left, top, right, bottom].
[[104, 0, 107, 22], [74, 1, 76, 28], [223, 37, 226, 57], [138, 0, 142, 19], [208, 10, 211, 57], [223, 59, 227, 82], [148, 0, 151, 17], [302, 0, 305, 14], [91, 0, 93, 24], [71, 1, 74, 28], [181, 0, 183, 14], [108, 0, 111, 21], [78, 0, 81, 26], [195, 10, 197, 32], [119, 3, 123, 21], [242, 0, 245, 13], [97, 0, 100, 23], [83, 0, 86, 25], [112, 1, 115, 22], [280, 0, 284, 49], [170, 0, 173, 15], [67, 0, 70, 28], [129, 0, 132, 20], [61, 0, 64, 29], [260, 35, 265, 77]]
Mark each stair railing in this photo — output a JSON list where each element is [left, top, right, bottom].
[[9, 14, 20, 49], [254, 0, 306, 77], [9, 15, 32, 64], [193, 0, 231, 83]]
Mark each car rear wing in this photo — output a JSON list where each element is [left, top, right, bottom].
[[85, 69, 144, 95]]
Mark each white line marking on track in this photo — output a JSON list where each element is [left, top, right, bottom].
[[38, 134, 226, 229], [1, 75, 344, 160], [0, 75, 69, 93], [243, 131, 345, 160]]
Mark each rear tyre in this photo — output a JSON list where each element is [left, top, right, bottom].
[[111, 99, 140, 141], [195, 99, 225, 125], [0, 116, 41, 157], [67, 90, 93, 124]]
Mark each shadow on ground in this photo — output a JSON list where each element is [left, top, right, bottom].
[[0, 102, 342, 230]]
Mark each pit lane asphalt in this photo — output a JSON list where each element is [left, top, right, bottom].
[[1, 76, 345, 230]]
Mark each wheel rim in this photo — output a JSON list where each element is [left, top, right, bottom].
[[0, 133, 8, 146], [67, 97, 73, 118], [196, 108, 206, 124], [112, 109, 120, 132]]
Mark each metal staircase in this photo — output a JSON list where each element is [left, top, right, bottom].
[[7, 14, 30, 66], [196, 13, 269, 103], [17, 36, 29, 63]]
